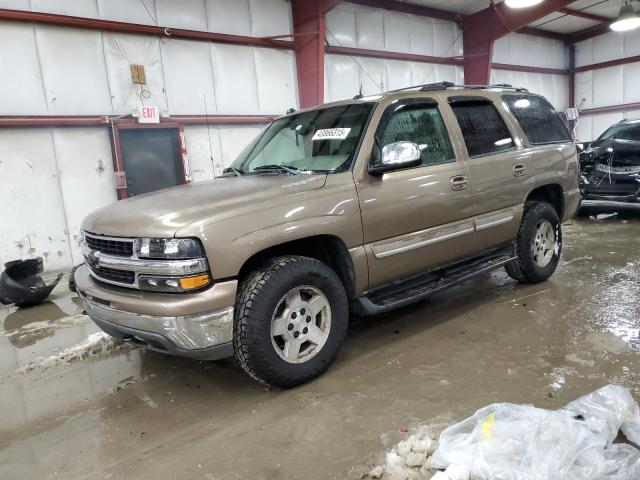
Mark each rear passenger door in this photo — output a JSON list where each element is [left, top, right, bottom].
[[447, 96, 533, 251]]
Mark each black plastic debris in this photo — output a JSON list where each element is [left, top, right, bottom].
[[0, 257, 62, 308]]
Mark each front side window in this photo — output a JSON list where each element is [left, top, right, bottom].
[[503, 94, 571, 145], [231, 103, 373, 174], [379, 104, 454, 166], [598, 121, 640, 141], [450, 101, 514, 158]]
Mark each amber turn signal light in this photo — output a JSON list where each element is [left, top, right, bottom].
[[179, 274, 211, 290]]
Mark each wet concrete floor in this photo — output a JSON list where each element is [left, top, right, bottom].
[[1, 212, 640, 479]]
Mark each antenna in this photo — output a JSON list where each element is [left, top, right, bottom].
[[353, 84, 363, 100], [203, 92, 216, 179]]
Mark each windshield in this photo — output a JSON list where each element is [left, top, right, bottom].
[[231, 103, 374, 174], [598, 121, 640, 141]]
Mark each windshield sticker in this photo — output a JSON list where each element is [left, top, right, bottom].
[[312, 128, 351, 141]]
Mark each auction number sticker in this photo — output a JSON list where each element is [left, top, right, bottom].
[[312, 128, 351, 141]]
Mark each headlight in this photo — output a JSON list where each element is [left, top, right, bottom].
[[136, 238, 205, 259]]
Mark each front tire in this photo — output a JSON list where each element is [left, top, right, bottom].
[[233, 256, 348, 388], [505, 202, 562, 284]]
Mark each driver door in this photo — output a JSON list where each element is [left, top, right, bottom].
[[355, 98, 476, 288]]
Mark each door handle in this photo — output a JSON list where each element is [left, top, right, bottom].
[[450, 175, 468, 191], [513, 163, 527, 177]]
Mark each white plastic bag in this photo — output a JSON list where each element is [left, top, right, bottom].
[[430, 385, 640, 480]]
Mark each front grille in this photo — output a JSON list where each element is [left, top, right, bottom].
[[583, 182, 640, 196], [85, 234, 134, 257], [89, 265, 135, 285]]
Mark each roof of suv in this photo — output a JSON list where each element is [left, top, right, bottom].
[[290, 82, 544, 116]]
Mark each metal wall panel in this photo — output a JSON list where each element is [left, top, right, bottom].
[[184, 125, 264, 181], [575, 30, 640, 68], [160, 38, 217, 115], [326, 2, 461, 57], [205, 0, 252, 36], [156, 0, 207, 31], [493, 33, 568, 69], [491, 69, 568, 110], [574, 65, 640, 110], [97, 0, 158, 25], [36, 26, 113, 115], [253, 48, 298, 114], [103, 33, 168, 114], [249, 0, 292, 37], [0, 129, 71, 271], [325, 54, 464, 102], [31, 0, 98, 18], [0, 0, 29, 9], [52, 128, 117, 265], [0, 22, 48, 115], [210, 44, 259, 114]]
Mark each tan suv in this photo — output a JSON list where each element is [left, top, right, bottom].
[[76, 83, 581, 387]]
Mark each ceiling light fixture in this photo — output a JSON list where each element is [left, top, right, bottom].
[[611, 0, 640, 32], [504, 0, 544, 8]]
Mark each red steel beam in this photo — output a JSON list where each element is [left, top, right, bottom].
[[0, 8, 294, 49], [574, 54, 640, 73], [0, 115, 109, 127], [491, 63, 567, 75], [326, 45, 463, 66], [0, 115, 276, 127], [568, 44, 575, 108], [517, 26, 568, 41], [463, 0, 573, 85], [292, 0, 342, 108], [558, 7, 611, 23], [580, 102, 640, 116], [568, 22, 611, 43], [348, 0, 459, 22]]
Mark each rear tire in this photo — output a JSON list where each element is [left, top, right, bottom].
[[233, 256, 348, 388], [505, 202, 562, 284]]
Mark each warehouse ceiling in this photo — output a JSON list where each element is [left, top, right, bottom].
[[397, 0, 621, 34]]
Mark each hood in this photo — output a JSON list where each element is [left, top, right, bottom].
[[82, 174, 327, 238], [580, 138, 640, 170]]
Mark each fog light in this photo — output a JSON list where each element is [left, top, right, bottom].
[[138, 273, 211, 293]]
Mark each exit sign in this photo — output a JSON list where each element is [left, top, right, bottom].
[[138, 106, 159, 124]]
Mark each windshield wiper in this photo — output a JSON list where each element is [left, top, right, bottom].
[[222, 167, 243, 177], [252, 164, 300, 175]]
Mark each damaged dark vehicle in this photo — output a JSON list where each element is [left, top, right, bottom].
[[579, 119, 640, 207]]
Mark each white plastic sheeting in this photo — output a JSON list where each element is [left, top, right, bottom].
[[575, 29, 640, 68], [575, 65, 640, 111], [491, 69, 568, 110], [184, 125, 264, 182], [0, 22, 298, 116], [431, 385, 640, 480], [0, 0, 293, 37], [325, 54, 464, 102], [493, 33, 568, 70], [326, 2, 463, 57], [0, 128, 116, 270], [575, 109, 640, 142]]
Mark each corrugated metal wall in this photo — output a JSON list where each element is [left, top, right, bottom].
[[324, 2, 464, 101], [0, 0, 294, 271], [574, 28, 640, 140], [491, 32, 568, 110]]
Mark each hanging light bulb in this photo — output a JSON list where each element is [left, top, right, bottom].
[[504, 0, 544, 8], [610, 0, 640, 32]]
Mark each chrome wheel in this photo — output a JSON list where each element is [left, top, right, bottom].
[[270, 285, 331, 364], [531, 219, 556, 268]]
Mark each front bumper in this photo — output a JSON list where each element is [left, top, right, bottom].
[[75, 265, 236, 360]]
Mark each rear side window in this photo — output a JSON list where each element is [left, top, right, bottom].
[[503, 94, 571, 145], [380, 104, 454, 166], [450, 101, 514, 157]]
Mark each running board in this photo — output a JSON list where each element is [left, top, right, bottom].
[[353, 246, 515, 316]]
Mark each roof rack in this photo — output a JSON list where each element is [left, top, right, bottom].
[[383, 82, 529, 94]]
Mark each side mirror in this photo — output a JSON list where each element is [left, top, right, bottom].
[[369, 141, 422, 175]]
